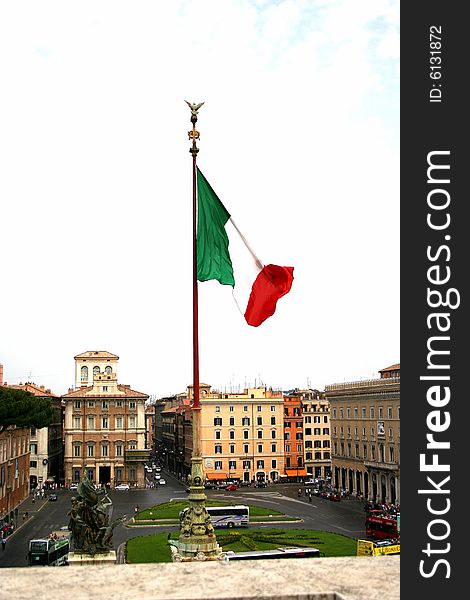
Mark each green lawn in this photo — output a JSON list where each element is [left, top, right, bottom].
[[135, 500, 285, 522], [125, 528, 356, 563]]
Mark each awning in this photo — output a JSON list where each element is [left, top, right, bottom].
[[285, 469, 308, 477], [205, 473, 227, 481]]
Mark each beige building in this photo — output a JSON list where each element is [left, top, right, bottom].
[[325, 364, 400, 504], [187, 384, 285, 484], [301, 391, 332, 480], [62, 351, 149, 488]]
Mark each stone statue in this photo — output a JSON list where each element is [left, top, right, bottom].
[[68, 474, 124, 555]]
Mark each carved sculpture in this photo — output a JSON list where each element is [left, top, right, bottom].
[[67, 474, 125, 555]]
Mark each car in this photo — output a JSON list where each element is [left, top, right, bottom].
[[48, 494, 58, 501], [69, 483, 79, 491], [115, 483, 130, 491], [225, 484, 239, 491], [158, 479, 166, 485], [304, 479, 318, 486], [255, 481, 267, 488]]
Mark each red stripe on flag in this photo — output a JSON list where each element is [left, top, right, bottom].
[[244, 264, 294, 327]]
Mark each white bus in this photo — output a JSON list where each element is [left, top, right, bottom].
[[180, 505, 249, 529]]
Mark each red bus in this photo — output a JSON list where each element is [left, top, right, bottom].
[[365, 512, 400, 540]]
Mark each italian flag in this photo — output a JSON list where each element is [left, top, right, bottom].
[[196, 167, 294, 327]]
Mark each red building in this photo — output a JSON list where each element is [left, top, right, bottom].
[[283, 393, 307, 480]]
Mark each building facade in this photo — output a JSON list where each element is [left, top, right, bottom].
[[62, 351, 149, 488], [6, 382, 63, 489], [283, 393, 307, 480], [326, 364, 400, 504], [301, 390, 332, 480]]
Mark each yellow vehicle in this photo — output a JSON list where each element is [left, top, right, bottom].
[[357, 539, 400, 557]]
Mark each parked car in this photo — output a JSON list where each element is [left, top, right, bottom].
[[255, 481, 267, 488], [115, 483, 130, 491], [48, 493, 58, 501], [225, 484, 239, 491], [69, 483, 78, 491], [158, 479, 166, 485], [239, 481, 252, 487]]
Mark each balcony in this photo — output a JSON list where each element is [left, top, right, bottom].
[[364, 460, 399, 472], [125, 449, 150, 463], [3, 556, 399, 600]]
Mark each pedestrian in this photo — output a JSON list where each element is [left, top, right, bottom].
[[2, 537, 6, 551]]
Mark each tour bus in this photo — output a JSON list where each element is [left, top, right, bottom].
[[27, 534, 70, 566], [224, 547, 321, 560], [365, 511, 400, 540], [180, 505, 249, 529]]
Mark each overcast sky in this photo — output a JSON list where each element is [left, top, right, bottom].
[[0, 0, 399, 399]]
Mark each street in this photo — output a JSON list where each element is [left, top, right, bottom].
[[0, 472, 366, 568]]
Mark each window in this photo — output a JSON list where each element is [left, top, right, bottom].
[[346, 408, 350, 419], [285, 432, 290, 440], [102, 400, 108, 408], [243, 444, 249, 453], [388, 406, 393, 419], [87, 469, 94, 481], [102, 417, 108, 429], [362, 407, 366, 418], [323, 427, 329, 435], [257, 460, 264, 469], [87, 416, 94, 429], [378, 407, 383, 419], [271, 430, 276, 439], [105, 366, 112, 374], [257, 430, 263, 439], [243, 460, 250, 469], [355, 444, 360, 457], [81, 366, 88, 381], [271, 443, 277, 452], [230, 444, 235, 454], [322, 440, 330, 448], [214, 418, 222, 426], [306, 452, 312, 460], [324, 452, 330, 459], [116, 445, 123, 457], [129, 416, 136, 428], [129, 442, 136, 450], [229, 405, 234, 412], [229, 417, 235, 426], [30, 427, 36, 436], [215, 461, 223, 470], [371, 445, 376, 460], [315, 452, 322, 460], [370, 407, 375, 419], [323, 415, 328, 423], [390, 446, 395, 462], [87, 445, 94, 457], [74, 417, 81, 429], [297, 456, 303, 466], [215, 430, 221, 440], [271, 459, 277, 468], [257, 444, 263, 453], [332, 409, 336, 418], [285, 422, 291, 428], [339, 409, 343, 419], [271, 416, 276, 425], [229, 430, 235, 439], [215, 445, 222, 454], [116, 416, 123, 429], [354, 408, 358, 419], [363, 445, 367, 458], [314, 416, 320, 423], [242, 417, 250, 426], [30, 443, 38, 454], [295, 432, 303, 440], [286, 457, 291, 467], [285, 444, 291, 452], [88, 401, 95, 408], [129, 401, 136, 410], [215, 405, 221, 412], [257, 416, 263, 425], [297, 444, 302, 452], [129, 468, 136, 481], [305, 428, 311, 435], [74, 469, 81, 482], [270, 405, 276, 412], [243, 405, 248, 412], [116, 400, 122, 408], [73, 445, 81, 457], [229, 460, 236, 470], [243, 430, 249, 439], [102, 445, 109, 457], [389, 428, 393, 438], [305, 440, 312, 448], [257, 405, 262, 412], [362, 427, 366, 436], [74, 400, 81, 410], [305, 416, 311, 424]]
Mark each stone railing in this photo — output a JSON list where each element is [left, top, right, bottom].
[[4, 555, 399, 600]]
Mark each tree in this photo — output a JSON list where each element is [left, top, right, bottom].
[[0, 387, 54, 434]]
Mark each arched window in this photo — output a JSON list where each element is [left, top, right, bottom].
[[81, 366, 88, 381], [93, 366, 100, 376], [105, 366, 112, 374]]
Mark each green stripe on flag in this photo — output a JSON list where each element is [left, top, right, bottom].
[[196, 168, 235, 286]]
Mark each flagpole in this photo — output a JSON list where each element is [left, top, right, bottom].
[[170, 101, 222, 561]]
